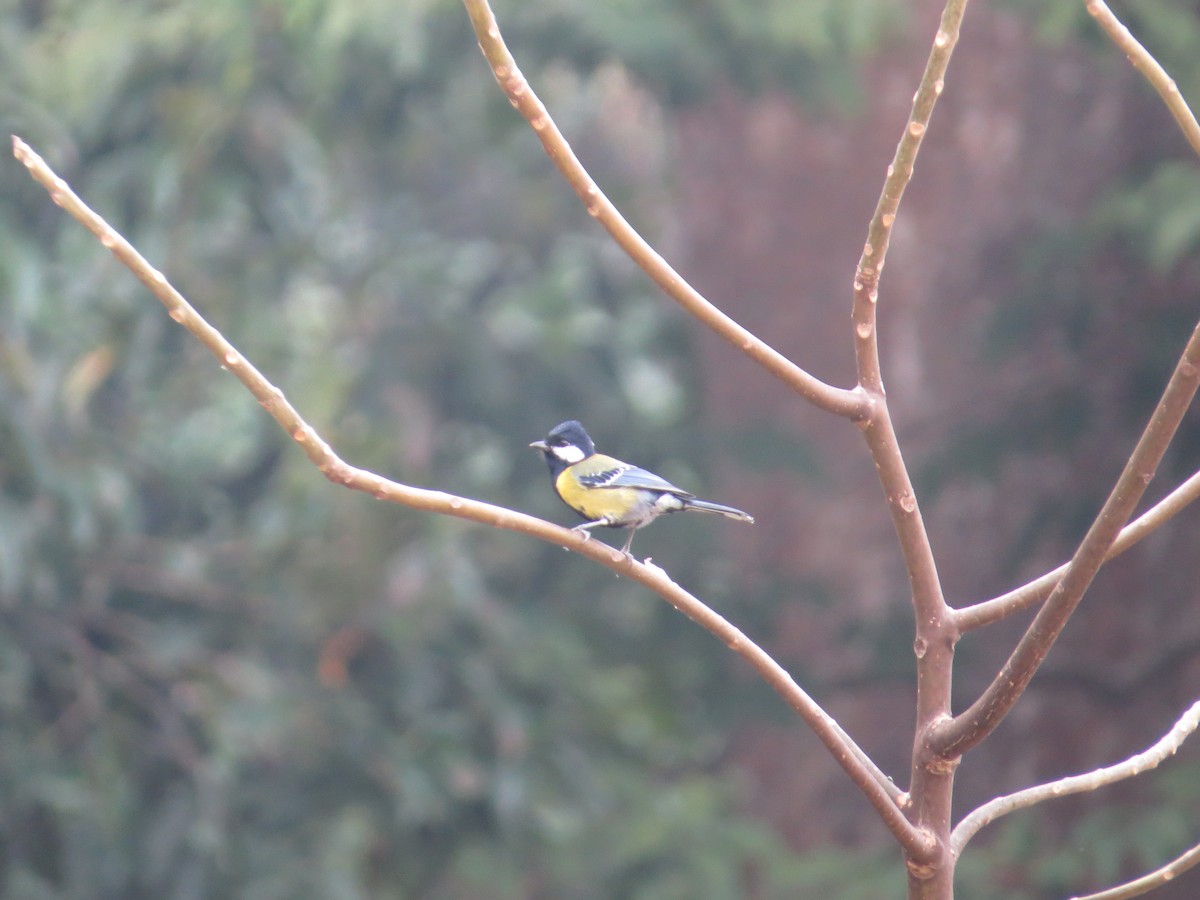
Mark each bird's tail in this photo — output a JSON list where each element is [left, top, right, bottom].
[[683, 498, 754, 524]]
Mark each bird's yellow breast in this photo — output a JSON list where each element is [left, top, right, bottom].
[[555, 468, 643, 525]]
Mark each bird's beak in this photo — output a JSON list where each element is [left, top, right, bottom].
[[529, 440, 549, 451]]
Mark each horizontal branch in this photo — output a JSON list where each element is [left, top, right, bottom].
[[955, 466, 1200, 631], [13, 134, 931, 862], [952, 700, 1200, 854], [460, 0, 865, 420]]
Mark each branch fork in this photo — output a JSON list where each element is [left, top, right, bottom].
[[17, 0, 1200, 893]]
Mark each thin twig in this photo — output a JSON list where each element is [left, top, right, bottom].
[[956, 467, 1200, 631], [853, 0, 970, 395], [1070, 840, 1200, 900], [952, 700, 1200, 854], [1086, 0, 1200, 156], [460, 0, 865, 420], [933, 318, 1200, 759], [12, 135, 931, 862]]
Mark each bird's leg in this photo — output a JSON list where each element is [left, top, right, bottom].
[[570, 520, 609, 543], [619, 528, 638, 557]]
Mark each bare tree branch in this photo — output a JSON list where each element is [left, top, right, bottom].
[[1086, 0, 1200, 155], [21, 0, 1196, 889], [954, 0, 1200, 634], [852, 0, 971, 645], [932, 317, 1200, 760], [12, 134, 933, 862], [845, 2, 973, 888], [853, 0, 970, 394], [951, 700, 1200, 854], [460, 0, 865, 420], [955, 467, 1200, 631], [930, 0, 1200, 761], [1070, 840, 1200, 900], [854, 0, 974, 691]]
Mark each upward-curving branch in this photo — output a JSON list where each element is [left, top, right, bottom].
[[933, 316, 1200, 759], [951, 700, 1200, 854], [955, 466, 1200, 631], [930, 0, 1200, 761], [461, 0, 865, 420]]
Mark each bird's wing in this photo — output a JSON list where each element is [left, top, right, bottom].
[[576, 457, 694, 497]]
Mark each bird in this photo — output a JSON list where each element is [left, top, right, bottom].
[[529, 420, 754, 556]]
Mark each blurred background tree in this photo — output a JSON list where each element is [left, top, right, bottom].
[[1, 0, 1198, 898]]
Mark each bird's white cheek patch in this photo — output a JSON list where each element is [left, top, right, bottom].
[[551, 444, 586, 464]]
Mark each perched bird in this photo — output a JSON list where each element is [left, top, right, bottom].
[[529, 420, 754, 556]]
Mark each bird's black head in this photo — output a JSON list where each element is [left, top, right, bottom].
[[529, 420, 595, 476]]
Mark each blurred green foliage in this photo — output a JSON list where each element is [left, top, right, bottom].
[[506, 0, 904, 107], [0, 0, 902, 897], [3, 0, 1200, 897]]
